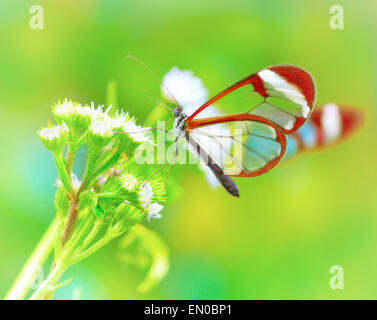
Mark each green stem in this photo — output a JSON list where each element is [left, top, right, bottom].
[[60, 193, 79, 246], [40, 210, 92, 300], [65, 145, 75, 177], [79, 148, 97, 192], [64, 211, 93, 254], [74, 220, 103, 256], [70, 233, 112, 265], [4, 218, 58, 300], [29, 260, 68, 300]]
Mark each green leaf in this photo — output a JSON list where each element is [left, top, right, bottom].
[[115, 204, 145, 228], [117, 135, 141, 159], [94, 151, 121, 178], [118, 225, 169, 293], [94, 205, 106, 218], [78, 190, 97, 212]]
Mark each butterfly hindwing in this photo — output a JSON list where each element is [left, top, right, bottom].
[[187, 114, 286, 177]]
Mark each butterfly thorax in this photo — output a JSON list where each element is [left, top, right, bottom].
[[172, 106, 188, 136]]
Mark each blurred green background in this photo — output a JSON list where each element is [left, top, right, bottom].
[[1, 0, 376, 299]]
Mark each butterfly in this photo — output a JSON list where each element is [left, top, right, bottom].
[[170, 65, 362, 197]]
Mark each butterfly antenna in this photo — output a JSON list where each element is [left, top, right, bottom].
[[110, 81, 172, 112], [114, 117, 175, 137], [126, 54, 181, 109]]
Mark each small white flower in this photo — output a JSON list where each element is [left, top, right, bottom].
[[161, 67, 223, 118], [121, 172, 139, 192], [90, 103, 112, 121], [162, 67, 208, 109], [38, 122, 68, 152], [138, 182, 154, 207], [146, 202, 163, 221], [111, 110, 129, 129], [56, 173, 81, 190], [122, 120, 153, 144], [71, 173, 81, 190], [97, 175, 107, 187], [54, 99, 75, 117], [87, 103, 116, 139], [138, 183, 163, 221], [90, 119, 113, 137], [74, 105, 93, 118], [38, 122, 68, 141]]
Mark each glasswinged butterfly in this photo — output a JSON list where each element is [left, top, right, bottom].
[[169, 65, 317, 197]]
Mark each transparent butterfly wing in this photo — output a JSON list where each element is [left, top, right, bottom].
[[187, 114, 286, 177]]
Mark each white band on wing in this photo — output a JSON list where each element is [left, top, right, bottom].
[[321, 104, 342, 143], [258, 69, 311, 118]]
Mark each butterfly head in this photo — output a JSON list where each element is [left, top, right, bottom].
[[172, 106, 183, 118]]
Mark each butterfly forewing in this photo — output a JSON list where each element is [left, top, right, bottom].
[[187, 65, 316, 134]]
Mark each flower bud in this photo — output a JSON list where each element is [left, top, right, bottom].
[[38, 122, 68, 153]]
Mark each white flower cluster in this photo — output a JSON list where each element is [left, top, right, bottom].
[[48, 99, 153, 144], [38, 122, 69, 152], [88, 103, 112, 138], [123, 121, 151, 144], [88, 103, 151, 143], [54, 100, 76, 118], [111, 110, 129, 130], [38, 122, 68, 141], [138, 182, 163, 221]]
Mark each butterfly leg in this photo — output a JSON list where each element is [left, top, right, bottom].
[[141, 156, 177, 187], [164, 156, 178, 184]]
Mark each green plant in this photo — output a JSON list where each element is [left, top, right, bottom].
[[5, 97, 169, 300]]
